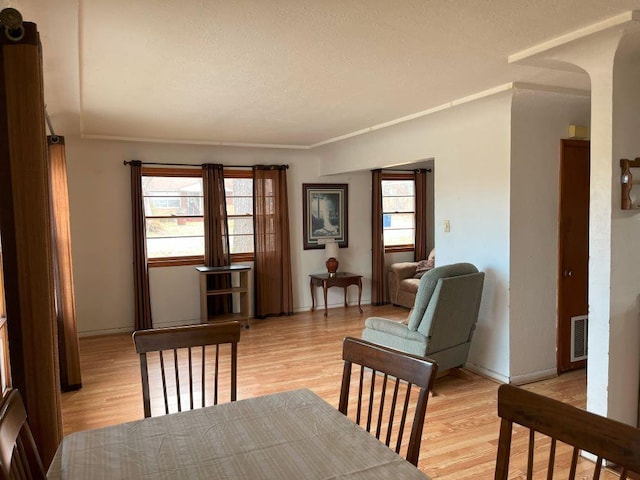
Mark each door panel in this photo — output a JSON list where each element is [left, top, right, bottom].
[[557, 139, 590, 373]]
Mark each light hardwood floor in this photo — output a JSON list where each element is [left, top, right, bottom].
[[62, 304, 589, 479]]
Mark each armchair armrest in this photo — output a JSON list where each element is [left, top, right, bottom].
[[388, 262, 418, 305], [389, 262, 419, 281], [364, 317, 425, 342]]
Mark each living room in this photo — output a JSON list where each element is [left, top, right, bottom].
[[2, 1, 640, 476]]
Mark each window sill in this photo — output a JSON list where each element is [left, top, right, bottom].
[[384, 245, 414, 254], [148, 253, 254, 268]]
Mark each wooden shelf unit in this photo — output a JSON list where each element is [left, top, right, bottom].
[[196, 265, 251, 328]]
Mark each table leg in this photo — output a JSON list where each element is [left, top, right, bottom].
[[357, 278, 363, 313], [323, 280, 328, 317], [343, 286, 348, 307], [310, 278, 315, 311]]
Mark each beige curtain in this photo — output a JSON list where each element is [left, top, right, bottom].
[[414, 169, 428, 261], [48, 136, 82, 391], [253, 166, 293, 318], [130, 161, 153, 330], [203, 164, 231, 314], [371, 169, 386, 305]]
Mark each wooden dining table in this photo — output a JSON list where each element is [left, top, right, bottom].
[[47, 388, 429, 479]]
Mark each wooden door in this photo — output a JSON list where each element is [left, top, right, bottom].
[[557, 139, 590, 373]]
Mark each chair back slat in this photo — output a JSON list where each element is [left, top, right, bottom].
[[0, 389, 45, 480], [495, 384, 640, 479], [133, 322, 241, 418], [339, 337, 437, 466]]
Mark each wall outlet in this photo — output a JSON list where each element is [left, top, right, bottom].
[[444, 220, 450, 232]]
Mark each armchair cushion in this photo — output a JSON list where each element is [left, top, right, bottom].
[[362, 317, 428, 357], [364, 317, 426, 341]]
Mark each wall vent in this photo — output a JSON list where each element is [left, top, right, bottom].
[[570, 315, 588, 362]]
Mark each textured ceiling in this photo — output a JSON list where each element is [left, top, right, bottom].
[[13, 0, 640, 147]]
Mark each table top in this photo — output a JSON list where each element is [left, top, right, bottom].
[[48, 389, 429, 479], [309, 272, 362, 280]]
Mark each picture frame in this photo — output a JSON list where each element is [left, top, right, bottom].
[[302, 183, 348, 250]]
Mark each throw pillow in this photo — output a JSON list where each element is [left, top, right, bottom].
[[414, 260, 431, 279], [426, 248, 435, 269]]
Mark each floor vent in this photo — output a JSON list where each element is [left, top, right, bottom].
[[570, 315, 588, 362]]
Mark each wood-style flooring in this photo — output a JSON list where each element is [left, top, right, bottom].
[[62, 304, 592, 479]]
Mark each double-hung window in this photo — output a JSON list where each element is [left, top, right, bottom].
[[142, 167, 254, 266], [224, 170, 254, 261], [381, 173, 415, 252]]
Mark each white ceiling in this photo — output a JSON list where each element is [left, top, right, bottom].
[[12, 0, 640, 148]]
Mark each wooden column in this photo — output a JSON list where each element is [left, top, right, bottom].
[[0, 21, 63, 466]]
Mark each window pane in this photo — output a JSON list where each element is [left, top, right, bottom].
[[225, 176, 254, 257], [382, 180, 414, 197], [383, 213, 415, 246], [142, 176, 203, 195], [384, 213, 415, 229], [143, 176, 203, 217], [227, 196, 253, 216], [146, 217, 204, 239], [229, 234, 253, 254], [144, 197, 203, 217], [383, 229, 415, 246], [382, 196, 415, 213], [224, 178, 253, 195], [147, 236, 204, 258], [228, 217, 253, 235]]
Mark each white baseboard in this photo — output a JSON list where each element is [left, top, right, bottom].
[[465, 363, 557, 386], [464, 363, 509, 384], [509, 368, 557, 386], [78, 318, 202, 337]]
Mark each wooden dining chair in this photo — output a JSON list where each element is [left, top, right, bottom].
[[133, 321, 242, 418], [0, 389, 45, 480], [495, 383, 640, 479], [339, 336, 438, 466]]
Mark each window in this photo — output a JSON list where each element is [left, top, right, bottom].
[[142, 167, 255, 266], [381, 173, 415, 252], [224, 170, 254, 261], [142, 168, 204, 264]]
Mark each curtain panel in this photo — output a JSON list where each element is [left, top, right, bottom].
[[414, 169, 429, 261], [0, 21, 63, 464], [371, 169, 386, 305], [48, 136, 82, 391], [130, 161, 153, 330], [202, 163, 231, 314], [253, 166, 293, 318]]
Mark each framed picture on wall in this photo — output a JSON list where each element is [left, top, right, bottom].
[[302, 183, 348, 249]]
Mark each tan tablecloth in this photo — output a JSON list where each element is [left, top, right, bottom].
[[48, 388, 429, 479]]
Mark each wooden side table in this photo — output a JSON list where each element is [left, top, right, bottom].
[[309, 272, 363, 318]]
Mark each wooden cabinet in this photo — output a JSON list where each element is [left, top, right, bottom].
[[196, 265, 250, 328]]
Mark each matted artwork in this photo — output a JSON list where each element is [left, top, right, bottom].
[[302, 183, 348, 249]]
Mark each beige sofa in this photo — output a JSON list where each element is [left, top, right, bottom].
[[388, 262, 421, 308], [388, 249, 435, 308]]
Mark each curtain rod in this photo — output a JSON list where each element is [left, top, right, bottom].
[[123, 160, 288, 169], [378, 168, 432, 173]]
